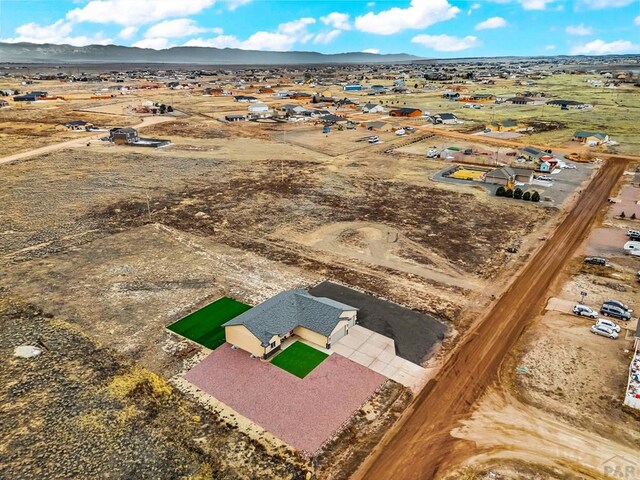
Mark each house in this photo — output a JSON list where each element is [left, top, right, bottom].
[[62, 120, 93, 131], [109, 127, 170, 148], [505, 96, 535, 105], [364, 121, 395, 132], [362, 103, 384, 114], [223, 290, 358, 359], [369, 85, 388, 94], [343, 84, 363, 91], [486, 119, 520, 132], [519, 146, 547, 162], [442, 90, 460, 100], [485, 166, 534, 186], [320, 114, 349, 124], [248, 103, 269, 113], [234, 95, 258, 102], [573, 131, 610, 145], [225, 114, 246, 122], [432, 113, 458, 124], [110, 127, 139, 145], [257, 87, 274, 94], [389, 107, 422, 117]]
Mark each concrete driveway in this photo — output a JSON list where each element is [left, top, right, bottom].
[[332, 325, 425, 390]]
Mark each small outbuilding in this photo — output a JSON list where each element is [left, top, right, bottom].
[[389, 107, 422, 117]]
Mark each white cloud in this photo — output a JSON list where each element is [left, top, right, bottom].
[[119, 26, 137, 39], [471, 2, 481, 8], [2, 19, 112, 46], [182, 17, 316, 51], [577, 0, 634, 8], [411, 33, 480, 52], [362, 48, 380, 54], [367, 1, 375, 7], [544, 44, 556, 50], [566, 24, 593, 35], [475, 16, 507, 30], [570, 39, 639, 55], [487, 0, 555, 9], [132, 37, 172, 49], [320, 12, 351, 30], [66, 0, 216, 26], [518, 0, 554, 9], [355, 0, 460, 35], [634, 15, 640, 25], [144, 18, 212, 38], [314, 29, 342, 44], [226, 0, 252, 10]]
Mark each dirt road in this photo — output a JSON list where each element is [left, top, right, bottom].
[[0, 115, 175, 166], [353, 158, 628, 479]]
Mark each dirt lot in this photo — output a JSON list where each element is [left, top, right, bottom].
[[0, 294, 307, 480]]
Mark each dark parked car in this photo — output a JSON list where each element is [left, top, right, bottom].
[[584, 257, 606, 266]]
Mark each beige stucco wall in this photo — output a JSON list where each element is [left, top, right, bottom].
[[294, 326, 329, 348], [263, 334, 282, 356], [225, 325, 264, 357]]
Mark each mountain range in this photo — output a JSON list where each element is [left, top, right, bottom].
[[0, 42, 420, 65]]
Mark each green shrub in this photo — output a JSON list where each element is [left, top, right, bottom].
[[513, 188, 523, 200], [522, 191, 531, 201], [531, 191, 541, 202], [496, 186, 506, 197]]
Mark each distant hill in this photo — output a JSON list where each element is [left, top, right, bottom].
[[0, 42, 420, 65]]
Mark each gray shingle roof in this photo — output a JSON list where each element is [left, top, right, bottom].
[[223, 290, 357, 346]]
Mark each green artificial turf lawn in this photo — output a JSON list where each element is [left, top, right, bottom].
[[167, 297, 251, 349], [270, 341, 329, 379]]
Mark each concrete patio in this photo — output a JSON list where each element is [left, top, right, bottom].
[[332, 325, 426, 390]]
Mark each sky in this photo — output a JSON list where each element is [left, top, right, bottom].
[[0, 0, 639, 58]]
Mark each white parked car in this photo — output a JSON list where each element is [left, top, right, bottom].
[[395, 128, 405, 136], [573, 304, 598, 318], [536, 175, 553, 181], [591, 324, 619, 339], [562, 164, 577, 169], [367, 135, 380, 143], [595, 318, 621, 333]]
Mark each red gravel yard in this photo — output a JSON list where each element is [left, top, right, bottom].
[[184, 344, 386, 454]]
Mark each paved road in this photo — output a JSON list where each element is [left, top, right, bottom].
[[0, 115, 175, 166], [353, 158, 628, 479]]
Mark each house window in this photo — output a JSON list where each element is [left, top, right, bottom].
[[270, 341, 276, 349]]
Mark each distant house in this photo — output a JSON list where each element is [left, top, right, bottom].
[[248, 103, 269, 113], [519, 146, 547, 162], [485, 166, 534, 186], [223, 289, 358, 359], [389, 107, 422, 117], [225, 114, 246, 122], [362, 103, 384, 114], [109, 127, 170, 148], [486, 119, 521, 132], [431, 113, 458, 124], [364, 121, 395, 132], [369, 85, 388, 94], [234, 95, 258, 102], [505, 96, 535, 105], [343, 84, 363, 91], [442, 90, 460, 100], [257, 87, 274, 94], [573, 131, 609, 145], [110, 127, 139, 145], [62, 120, 93, 131], [203, 87, 227, 96], [547, 99, 589, 110], [320, 114, 349, 124]]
